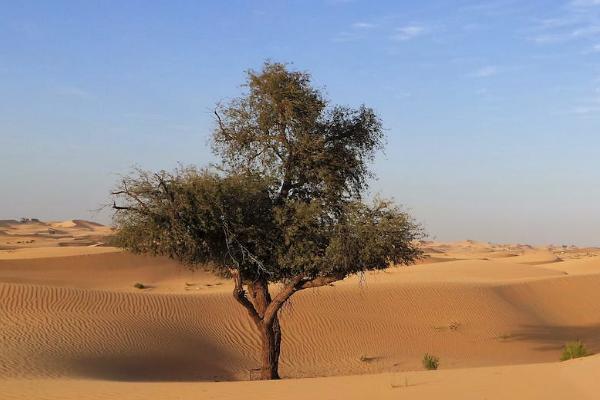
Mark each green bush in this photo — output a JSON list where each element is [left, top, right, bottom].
[[422, 353, 439, 370], [560, 341, 589, 361], [133, 282, 146, 289]]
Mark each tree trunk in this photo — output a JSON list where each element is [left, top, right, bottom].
[[259, 319, 281, 379], [233, 273, 342, 381], [248, 279, 282, 380]]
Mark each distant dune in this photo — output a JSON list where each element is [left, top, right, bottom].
[[1, 220, 600, 399], [0, 219, 112, 253]]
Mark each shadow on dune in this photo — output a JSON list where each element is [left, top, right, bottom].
[[508, 324, 600, 353], [60, 325, 246, 382], [67, 351, 234, 382]]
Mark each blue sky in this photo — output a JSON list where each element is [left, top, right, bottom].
[[1, 0, 599, 245]]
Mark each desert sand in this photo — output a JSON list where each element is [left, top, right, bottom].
[[1, 220, 600, 399]]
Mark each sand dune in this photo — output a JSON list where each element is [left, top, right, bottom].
[[2, 268, 600, 382], [1, 221, 600, 398], [542, 256, 600, 275]]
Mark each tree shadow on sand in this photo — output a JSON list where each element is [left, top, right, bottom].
[[59, 325, 245, 382]]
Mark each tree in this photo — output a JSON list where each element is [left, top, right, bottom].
[[111, 62, 424, 380]]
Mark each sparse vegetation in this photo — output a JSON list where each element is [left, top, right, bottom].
[[560, 340, 589, 361], [133, 282, 146, 289], [422, 353, 439, 370]]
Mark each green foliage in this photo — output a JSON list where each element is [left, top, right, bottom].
[[112, 61, 424, 285], [560, 341, 589, 361], [422, 353, 439, 370], [213, 61, 384, 204]]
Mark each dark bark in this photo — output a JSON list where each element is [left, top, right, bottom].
[[248, 279, 281, 380], [259, 319, 281, 379], [231, 272, 344, 380]]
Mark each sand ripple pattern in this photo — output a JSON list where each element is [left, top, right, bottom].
[[2, 267, 600, 381]]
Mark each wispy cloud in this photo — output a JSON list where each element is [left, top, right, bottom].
[[470, 65, 499, 78], [530, 2, 600, 44], [572, 103, 600, 114], [391, 25, 427, 41], [530, 24, 600, 44], [459, 0, 525, 16], [570, 0, 600, 7], [352, 22, 377, 29], [571, 84, 600, 115], [335, 20, 429, 43], [55, 85, 93, 100], [331, 31, 361, 43]]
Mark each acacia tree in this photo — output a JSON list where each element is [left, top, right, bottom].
[[111, 62, 423, 380]]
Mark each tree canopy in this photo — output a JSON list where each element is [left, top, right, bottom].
[[111, 61, 424, 379]]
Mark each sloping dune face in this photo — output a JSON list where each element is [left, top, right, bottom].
[[1, 228, 600, 398]]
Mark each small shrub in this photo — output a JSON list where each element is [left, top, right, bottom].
[[560, 341, 589, 361], [133, 282, 146, 289], [422, 353, 439, 370]]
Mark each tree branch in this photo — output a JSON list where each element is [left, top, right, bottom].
[[112, 180, 152, 214], [262, 275, 303, 325], [154, 173, 175, 203], [231, 269, 262, 326], [261, 272, 345, 325], [214, 109, 232, 140], [112, 200, 137, 211], [297, 272, 346, 289]]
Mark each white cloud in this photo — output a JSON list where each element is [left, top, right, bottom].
[[352, 22, 376, 29], [572, 25, 600, 38], [531, 2, 600, 44], [570, 0, 600, 6], [571, 92, 600, 115], [531, 26, 600, 43], [391, 25, 427, 41], [583, 43, 600, 53], [572, 105, 600, 114], [471, 66, 499, 78]]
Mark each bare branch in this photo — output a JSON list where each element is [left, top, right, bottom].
[[154, 173, 175, 203], [112, 201, 136, 211], [214, 109, 231, 140]]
